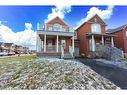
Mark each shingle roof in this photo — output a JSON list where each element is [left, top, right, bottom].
[[107, 24, 127, 33], [4, 43, 14, 47]]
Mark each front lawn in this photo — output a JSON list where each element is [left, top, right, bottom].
[[0, 54, 36, 63], [0, 58, 119, 90]]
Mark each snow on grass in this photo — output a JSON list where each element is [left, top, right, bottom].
[[0, 58, 120, 90]]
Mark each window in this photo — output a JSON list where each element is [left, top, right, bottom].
[[48, 27, 52, 31], [91, 23, 101, 33], [126, 31, 127, 37], [53, 23, 62, 31]]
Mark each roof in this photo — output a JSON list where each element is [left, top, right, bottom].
[[0, 42, 3, 45], [107, 24, 127, 33], [4, 43, 14, 47], [75, 14, 107, 30], [46, 16, 68, 27]]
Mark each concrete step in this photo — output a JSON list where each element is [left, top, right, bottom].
[[64, 53, 73, 59]]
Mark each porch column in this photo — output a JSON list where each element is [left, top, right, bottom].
[[91, 35, 95, 52], [111, 36, 114, 47], [72, 35, 74, 54], [56, 35, 59, 52], [36, 34, 40, 52], [44, 34, 46, 52], [101, 35, 104, 45]]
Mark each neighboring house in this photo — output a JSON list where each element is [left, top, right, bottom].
[[0, 42, 4, 52], [15, 45, 23, 54], [4, 43, 15, 55], [36, 17, 75, 58], [22, 47, 29, 54], [107, 24, 127, 53], [0, 42, 8, 52], [75, 14, 115, 57]]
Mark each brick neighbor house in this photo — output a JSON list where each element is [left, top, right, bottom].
[[75, 14, 116, 57], [36, 17, 75, 58], [107, 24, 127, 53]]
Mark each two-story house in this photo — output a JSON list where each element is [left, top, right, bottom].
[[36, 17, 75, 58], [107, 24, 127, 53], [4, 43, 15, 55], [75, 14, 115, 57]]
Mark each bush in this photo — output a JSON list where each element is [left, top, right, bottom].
[[124, 53, 127, 59]]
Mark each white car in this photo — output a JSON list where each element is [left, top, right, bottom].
[[0, 52, 8, 56]]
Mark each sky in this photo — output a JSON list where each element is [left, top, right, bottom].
[[0, 5, 127, 50]]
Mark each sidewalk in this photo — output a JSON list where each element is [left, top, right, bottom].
[[0, 54, 32, 58]]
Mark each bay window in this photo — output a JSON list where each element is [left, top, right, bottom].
[[91, 23, 101, 33]]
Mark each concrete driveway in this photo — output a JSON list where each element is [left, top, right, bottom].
[[78, 58, 127, 89]]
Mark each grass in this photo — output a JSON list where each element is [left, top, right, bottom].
[[0, 54, 36, 63]]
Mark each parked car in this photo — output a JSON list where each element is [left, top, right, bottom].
[[0, 52, 8, 56], [8, 52, 15, 56]]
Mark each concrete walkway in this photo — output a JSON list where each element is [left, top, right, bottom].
[[0, 54, 32, 58], [78, 58, 127, 89]]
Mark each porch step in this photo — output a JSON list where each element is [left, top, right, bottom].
[[63, 53, 73, 59], [37, 52, 61, 58]]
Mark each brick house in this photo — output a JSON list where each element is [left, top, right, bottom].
[[107, 24, 127, 53], [36, 17, 74, 58], [75, 14, 115, 57]]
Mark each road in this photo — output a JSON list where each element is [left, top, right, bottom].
[[78, 58, 127, 89]]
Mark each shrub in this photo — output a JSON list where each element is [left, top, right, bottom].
[[124, 53, 127, 59]]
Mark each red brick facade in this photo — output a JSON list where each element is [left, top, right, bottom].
[[110, 26, 127, 53], [45, 17, 72, 53], [75, 14, 107, 57]]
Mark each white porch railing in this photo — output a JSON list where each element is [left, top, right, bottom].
[[69, 45, 74, 57], [42, 45, 61, 53]]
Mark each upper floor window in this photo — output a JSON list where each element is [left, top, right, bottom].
[[48, 27, 52, 31], [53, 23, 62, 31], [91, 23, 101, 33]]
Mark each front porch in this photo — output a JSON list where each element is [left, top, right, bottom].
[[86, 33, 116, 58], [86, 33, 116, 51], [36, 31, 74, 58]]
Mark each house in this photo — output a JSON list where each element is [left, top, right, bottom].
[[0, 42, 8, 55], [22, 47, 29, 54], [36, 17, 75, 58], [0, 42, 4, 52], [75, 14, 115, 57], [107, 24, 127, 53], [4, 43, 15, 55], [15, 45, 23, 54]]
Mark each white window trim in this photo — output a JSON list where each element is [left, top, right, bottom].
[[91, 23, 101, 34], [126, 31, 127, 37]]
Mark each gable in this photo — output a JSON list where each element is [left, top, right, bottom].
[[87, 14, 106, 25], [46, 17, 68, 27], [76, 14, 106, 31]]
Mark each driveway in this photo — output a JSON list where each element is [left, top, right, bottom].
[[78, 58, 127, 89]]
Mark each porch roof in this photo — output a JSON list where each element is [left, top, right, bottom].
[[86, 32, 117, 37], [37, 30, 74, 37]]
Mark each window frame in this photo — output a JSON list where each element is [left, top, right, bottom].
[[53, 23, 62, 31], [91, 23, 101, 34]]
